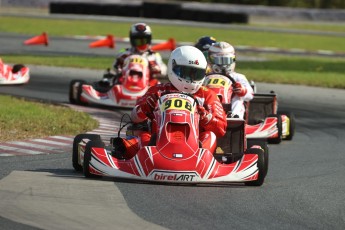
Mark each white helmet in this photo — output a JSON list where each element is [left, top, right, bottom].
[[208, 41, 236, 74], [167, 46, 207, 94]]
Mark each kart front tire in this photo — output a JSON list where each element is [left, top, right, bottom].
[[72, 134, 101, 172], [244, 148, 266, 186], [83, 140, 105, 178], [247, 139, 269, 177]]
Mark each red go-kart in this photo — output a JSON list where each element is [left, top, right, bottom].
[[0, 58, 30, 85], [72, 92, 268, 186], [69, 54, 158, 108], [204, 73, 295, 144]]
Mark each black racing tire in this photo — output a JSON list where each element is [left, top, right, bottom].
[[279, 111, 296, 140], [83, 140, 105, 178], [244, 148, 266, 186], [69, 80, 87, 104], [12, 64, 25, 73], [267, 114, 282, 144], [247, 139, 269, 177], [72, 134, 101, 172], [69, 80, 79, 104]]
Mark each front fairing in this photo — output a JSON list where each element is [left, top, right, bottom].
[[204, 74, 233, 103], [80, 83, 148, 108], [154, 93, 200, 160]]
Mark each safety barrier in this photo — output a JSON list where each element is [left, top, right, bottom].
[[49, 2, 248, 24]]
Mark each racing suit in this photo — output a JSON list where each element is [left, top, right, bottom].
[[207, 70, 254, 119], [230, 71, 254, 119], [119, 83, 227, 159]]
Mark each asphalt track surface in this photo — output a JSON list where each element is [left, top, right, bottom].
[[1, 38, 345, 229]]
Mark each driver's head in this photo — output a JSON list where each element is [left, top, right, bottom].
[[208, 41, 236, 74], [194, 36, 217, 60], [129, 23, 152, 53], [167, 46, 207, 94]]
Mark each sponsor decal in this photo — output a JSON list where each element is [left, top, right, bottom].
[[173, 153, 183, 158], [135, 24, 146, 32], [189, 60, 199, 65], [152, 172, 198, 182]]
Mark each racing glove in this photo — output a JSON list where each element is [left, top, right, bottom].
[[149, 61, 161, 76], [198, 106, 212, 126], [233, 82, 247, 97], [140, 92, 160, 119]]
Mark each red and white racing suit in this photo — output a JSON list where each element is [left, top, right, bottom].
[[122, 83, 227, 159], [208, 71, 254, 119], [231, 72, 254, 119]]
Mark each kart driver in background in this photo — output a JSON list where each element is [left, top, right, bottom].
[[112, 46, 227, 160], [194, 36, 217, 74], [207, 41, 254, 119], [100, 22, 167, 87]]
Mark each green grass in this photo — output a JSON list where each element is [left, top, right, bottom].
[[0, 96, 99, 142], [233, 55, 345, 89], [251, 21, 345, 33], [2, 54, 112, 70], [238, 55, 345, 88]]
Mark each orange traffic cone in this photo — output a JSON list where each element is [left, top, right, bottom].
[[151, 38, 176, 51], [89, 35, 115, 48], [24, 32, 49, 46]]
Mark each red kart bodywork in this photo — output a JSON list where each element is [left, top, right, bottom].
[[73, 93, 267, 185], [246, 93, 295, 143], [0, 59, 30, 85]]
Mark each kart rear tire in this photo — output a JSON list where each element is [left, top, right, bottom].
[[244, 148, 266, 186], [279, 111, 295, 140], [12, 64, 25, 73], [69, 80, 87, 105], [83, 140, 105, 178], [69, 80, 79, 104], [72, 134, 101, 172], [247, 139, 269, 177], [267, 114, 282, 144]]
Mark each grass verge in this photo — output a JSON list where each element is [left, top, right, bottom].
[[0, 95, 99, 142], [238, 54, 345, 89]]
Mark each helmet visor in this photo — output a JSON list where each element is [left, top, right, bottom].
[[209, 55, 235, 65], [132, 37, 151, 47], [173, 65, 206, 81]]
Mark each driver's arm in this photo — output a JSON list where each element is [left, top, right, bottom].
[[199, 87, 227, 137]]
